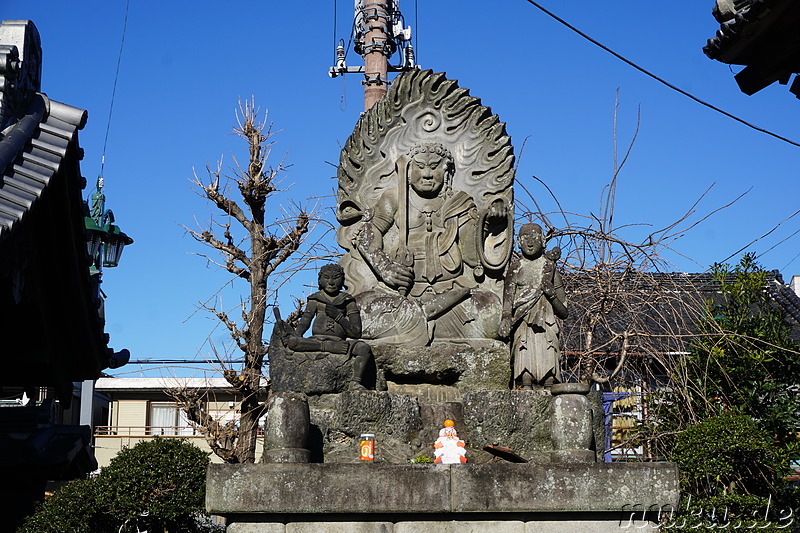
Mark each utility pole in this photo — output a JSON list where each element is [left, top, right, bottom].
[[362, 0, 391, 110], [330, 0, 416, 111]]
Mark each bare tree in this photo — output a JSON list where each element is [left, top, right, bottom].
[[515, 94, 744, 458], [170, 99, 311, 463]]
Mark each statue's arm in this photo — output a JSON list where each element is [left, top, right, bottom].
[[498, 260, 517, 339], [353, 190, 413, 290], [293, 301, 316, 336], [460, 203, 481, 268], [326, 297, 362, 339], [545, 268, 568, 319]]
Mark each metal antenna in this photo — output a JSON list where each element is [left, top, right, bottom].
[[329, 0, 418, 111], [100, 0, 131, 180]]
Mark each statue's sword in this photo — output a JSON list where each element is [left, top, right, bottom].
[[395, 155, 413, 295]]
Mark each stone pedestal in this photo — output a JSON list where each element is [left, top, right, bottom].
[[373, 344, 510, 398], [549, 382, 595, 464], [207, 462, 680, 532], [262, 392, 311, 463]]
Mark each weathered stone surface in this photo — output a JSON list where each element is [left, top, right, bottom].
[[301, 389, 605, 464], [288, 523, 393, 533], [228, 525, 285, 533], [462, 390, 552, 461], [550, 384, 594, 463], [524, 520, 658, 532], [268, 327, 355, 395], [262, 392, 310, 463], [373, 344, 510, 393], [207, 463, 679, 515], [206, 463, 451, 514], [308, 392, 428, 464], [451, 463, 680, 513], [226, 519, 660, 533], [394, 521, 524, 533]]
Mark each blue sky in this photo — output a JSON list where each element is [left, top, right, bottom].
[[7, 1, 800, 377]]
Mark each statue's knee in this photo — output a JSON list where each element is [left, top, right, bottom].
[[352, 342, 371, 359]]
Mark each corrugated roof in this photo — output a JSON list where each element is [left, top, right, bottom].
[[95, 377, 268, 391], [0, 94, 87, 243]]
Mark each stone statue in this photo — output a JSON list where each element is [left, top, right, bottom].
[[335, 70, 515, 346], [350, 142, 508, 344], [499, 223, 568, 389], [272, 264, 371, 393]]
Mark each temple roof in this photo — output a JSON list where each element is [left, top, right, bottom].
[[0, 20, 110, 402], [0, 94, 87, 241], [703, 0, 800, 96]]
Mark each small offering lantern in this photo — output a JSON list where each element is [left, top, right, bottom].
[[433, 420, 467, 464]]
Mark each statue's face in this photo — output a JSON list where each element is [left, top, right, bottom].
[[409, 151, 448, 197], [519, 229, 544, 258], [319, 269, 344, 296]]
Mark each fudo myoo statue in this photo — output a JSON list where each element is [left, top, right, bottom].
[[351, 142, 508, 344], [500, 223, 568, 390], [336, 71, 515, 346], [280, 264, 371, 391]]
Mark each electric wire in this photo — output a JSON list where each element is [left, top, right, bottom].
[[523, 0, 800, 149], [756, 226, 800, 262], [414, 0, 419, 59], [333, 0, 337, 65], [99, 0, 131, 179], [719, 208, 800, 264]]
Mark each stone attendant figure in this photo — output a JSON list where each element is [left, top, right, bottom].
[[352, 142, 507, 344], [282, 264, 371, 391], [499, 224, 568, 389]]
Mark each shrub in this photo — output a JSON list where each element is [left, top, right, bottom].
[[20, 438, 220, 533]]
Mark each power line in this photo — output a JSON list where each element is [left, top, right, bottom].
[[100, 0, 131, 178], [127, 359, 246, 365], [523, 0, 800, 149]]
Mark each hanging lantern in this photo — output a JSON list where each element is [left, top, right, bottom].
[[102, 223, 134, 268], [84, 216, 107, 265]]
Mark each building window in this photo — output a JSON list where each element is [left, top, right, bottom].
[[149, 402, 193, 436]]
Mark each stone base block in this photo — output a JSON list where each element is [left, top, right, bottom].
[[288, 523, 393, 533], [394, 521, 524, 533], [550, 449, 596, 463], [208, 463, 679, 515], [373, 344, 510, 394], [227, 518, 660, 533]]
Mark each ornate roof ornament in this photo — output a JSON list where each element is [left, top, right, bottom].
[[0, 20, 42, 132]]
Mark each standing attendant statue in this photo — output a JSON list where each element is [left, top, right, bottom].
[[499, 224, 568, 390], [279, 264, 371, 391]]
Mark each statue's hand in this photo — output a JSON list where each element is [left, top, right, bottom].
[[498, 317, 511, 339], [325, 303, 342, 320], [285, 334, 302, 351], [378, 260, 413, 291], [542, 280, 555, 299]]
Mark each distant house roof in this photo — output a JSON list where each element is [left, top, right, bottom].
[[703, 0, 800, 96], [95, 377, 267, 392], [561, 269, 800, 367]]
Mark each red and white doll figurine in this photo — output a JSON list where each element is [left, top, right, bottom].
[[433, 419, 467, 464]]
